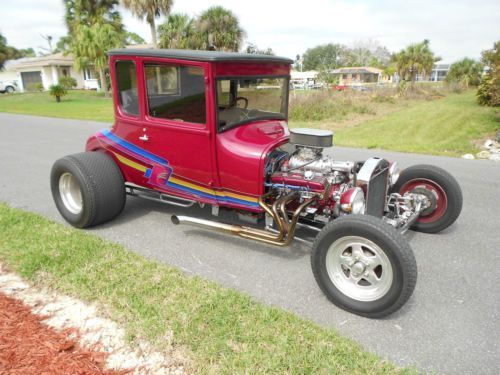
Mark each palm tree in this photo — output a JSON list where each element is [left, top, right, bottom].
[[64, 0, 125, 95], [72, 22, 124, 96], [393, 40, 439, 83], [121, 0, 173, 47], [158, 13, 202, 49], [0, 34, 9, 70], [446, 58, 483, 87], [64, 0, 124, 34], [197, 6, 245, 51]]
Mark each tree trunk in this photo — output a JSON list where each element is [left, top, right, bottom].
[[150, 19, 157, 48], [99, 67, 109, 97], [56, 95, 61, 103]]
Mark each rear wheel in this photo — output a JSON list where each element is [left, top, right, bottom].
[[311, 215, 417, 318], [391, 164, 462, 233], [51, 152, 126, 228], [5, 86, 14, 93]]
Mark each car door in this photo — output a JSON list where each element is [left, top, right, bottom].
[[138, 59, 216, 203]]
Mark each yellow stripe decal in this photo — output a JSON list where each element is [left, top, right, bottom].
[[114, 153, 258, 204], [169, 177, 258, 203], [114, 153, 148, 173]]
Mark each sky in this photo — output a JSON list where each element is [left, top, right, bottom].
[[0, 0, 498, 63]]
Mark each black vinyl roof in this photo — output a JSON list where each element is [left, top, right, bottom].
[[108, 48, 293, 64]]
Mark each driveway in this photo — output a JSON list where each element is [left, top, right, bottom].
[[0, 113, 498, 374]]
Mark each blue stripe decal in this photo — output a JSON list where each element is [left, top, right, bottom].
[[167, 181, 260, 208], [101, 129, 167, 165], [99, 129, 260, 209]]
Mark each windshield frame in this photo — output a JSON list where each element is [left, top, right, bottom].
[[215, 75, 290, 133]]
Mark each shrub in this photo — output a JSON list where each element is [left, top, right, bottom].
[[289, 90, 374, 122], [58, 76, 77, 89], [49, 84, 67, 102], [34, 82, 44, 92], [477, 41, 500, 107], [477, 75, 499, 106]]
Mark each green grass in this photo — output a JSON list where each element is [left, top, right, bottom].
[[2, 87, 495, 157], [0, 203, 413, 374], [0, 90, 114, 122], [334, 91, 499, 156]]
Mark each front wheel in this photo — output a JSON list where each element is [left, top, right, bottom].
[[5, 86, 15, 93], [391, 164, 462, 234], [311, 215, 417, 318]]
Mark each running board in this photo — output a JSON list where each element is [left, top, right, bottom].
[[126, 184, 195, 208]]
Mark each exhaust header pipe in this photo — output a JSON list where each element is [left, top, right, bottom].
[[170, 193, 318, 247]]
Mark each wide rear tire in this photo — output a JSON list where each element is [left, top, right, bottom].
[[311, 215, 417, 318], [51, 152, 126, 228]]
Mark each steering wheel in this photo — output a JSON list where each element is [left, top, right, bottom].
[[233, 96, 248, 109]]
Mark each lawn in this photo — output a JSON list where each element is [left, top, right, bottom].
[[333, 91, 499, 156], [1, 88, 497, 157], [0, 90, 114, 123], [0, 203, 413, 374]]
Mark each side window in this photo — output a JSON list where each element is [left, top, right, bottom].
[[116, 61, 139, 116], [145, 63, 206, 124]]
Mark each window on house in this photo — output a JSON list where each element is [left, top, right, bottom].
[[144, 64, 206, 124], [84, 68, 93, 80], [116, 61, 139, 116]]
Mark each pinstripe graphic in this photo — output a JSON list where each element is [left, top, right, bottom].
[[95, 130, 260, 208]]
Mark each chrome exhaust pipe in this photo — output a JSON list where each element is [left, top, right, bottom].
[[171, 215, 278, 240], [170, 193, 318, 247]]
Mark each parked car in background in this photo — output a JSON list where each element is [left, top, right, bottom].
[[332, 85, 349, 91], [0, 80, 17, 93]]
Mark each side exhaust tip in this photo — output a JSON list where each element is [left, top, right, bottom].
[[171, 215, 180, 225]]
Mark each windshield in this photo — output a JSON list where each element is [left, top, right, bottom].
[[216, 77, 288, 131]]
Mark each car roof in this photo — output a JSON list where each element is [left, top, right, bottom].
[[108, 48, 293, 64]]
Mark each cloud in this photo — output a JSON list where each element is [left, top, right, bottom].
[[0, 0, 498, 61]]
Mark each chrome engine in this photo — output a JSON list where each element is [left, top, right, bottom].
[[265, 128, 426, 231]]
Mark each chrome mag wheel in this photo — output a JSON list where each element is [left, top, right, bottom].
[[58, 172, 83, 214], [325, 236, 393, 302]]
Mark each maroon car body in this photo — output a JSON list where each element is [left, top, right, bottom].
[[51, 49, 463, 318]]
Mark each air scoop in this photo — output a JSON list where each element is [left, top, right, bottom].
[[289, 128, 333, 148]]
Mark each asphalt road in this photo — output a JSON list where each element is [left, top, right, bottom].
[[0, 113, 499, 374]]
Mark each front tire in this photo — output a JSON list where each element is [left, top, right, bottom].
[[5, 86, 14, 93], [50, 152, 126, 228], [311, 215, 417, 318], [391, 164, 462, 233]]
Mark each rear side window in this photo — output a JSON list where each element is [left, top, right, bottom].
[[145, 64, 206, 124], [116, 61, 139, 116]]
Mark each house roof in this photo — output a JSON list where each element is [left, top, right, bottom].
[[11, 53, 74, 70], [291, 70, 318, 79], [125, 43, 154, 49], [330, 67, 383, 75], [108, 48, 294, 64]]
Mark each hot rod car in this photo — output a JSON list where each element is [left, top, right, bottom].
[[51, 49, 463, 318]]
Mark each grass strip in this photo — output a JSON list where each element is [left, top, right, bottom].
[[0, 203, 414, 374], [335, 91, 499, 156], [0, 90, 114, 123]]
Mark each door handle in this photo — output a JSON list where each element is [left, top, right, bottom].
[[139, 134, 149, 141]]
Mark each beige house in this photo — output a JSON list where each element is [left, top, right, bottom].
[[0, 53, 98, 91], [330, 67, 393, 86]]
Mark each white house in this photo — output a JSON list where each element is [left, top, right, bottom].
[[0, 53, 99, 91], [330, 67, 393, 86], [290, 70, 320, 89]]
